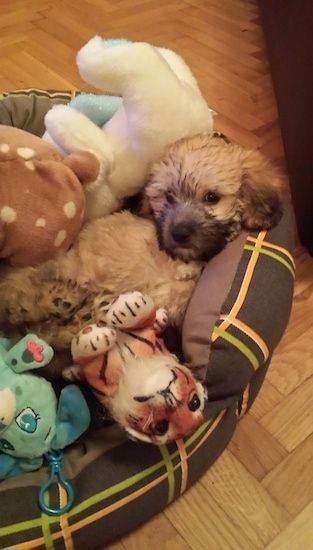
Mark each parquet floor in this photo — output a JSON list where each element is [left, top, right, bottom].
[[1, 1, 313, 549]]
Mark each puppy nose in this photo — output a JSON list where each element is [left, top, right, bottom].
[[171, 223, 192, 243]]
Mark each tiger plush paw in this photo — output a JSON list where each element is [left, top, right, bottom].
[[71, 323, 117, 362], [154, 307, 169, 335], [105, 291, 157, 331]]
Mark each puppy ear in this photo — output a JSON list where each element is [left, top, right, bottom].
[[239, 150, 286, 231], [135, 191, 153, 217]]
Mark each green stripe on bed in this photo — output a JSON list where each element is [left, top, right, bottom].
[[159, 445, 176, 503], [244, 244, 295, 277], [213, 325, 259, 370], [0, 416, 216, 542]]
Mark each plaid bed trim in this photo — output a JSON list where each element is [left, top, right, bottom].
[[0, 88, 80, 136], [210, 227, 295, 416], [0, 90, 295, 548], [0, 408, 233, 550], [212, 229, 295, 370], [0, 89, 76, 101]]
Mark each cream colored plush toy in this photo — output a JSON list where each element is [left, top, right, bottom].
[[43, 37, 214, 221]]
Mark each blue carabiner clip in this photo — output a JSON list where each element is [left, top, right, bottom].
[[38, 450, 75, 516]]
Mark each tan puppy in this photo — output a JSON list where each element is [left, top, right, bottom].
[[145, 134, 286, 262], [0, 211, 202, 359], [0, 134, 286, 378]]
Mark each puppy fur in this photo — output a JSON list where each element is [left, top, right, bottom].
[[0, 134, 286, 378], [0, 211, 202, 378], [144, 134, 286, 262]]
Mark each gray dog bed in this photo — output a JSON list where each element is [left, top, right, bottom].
[[0, 90, 295, 549]]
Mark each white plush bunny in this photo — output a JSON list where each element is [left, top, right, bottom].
[[43, 37, 214, 221]]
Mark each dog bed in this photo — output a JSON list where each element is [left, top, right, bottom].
[[0, 90, 295, 549]]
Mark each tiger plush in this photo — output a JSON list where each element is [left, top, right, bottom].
[[71, 291, 207, 445]]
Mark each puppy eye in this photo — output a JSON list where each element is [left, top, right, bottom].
[[188, 393, 201, 412], [166, 192, 175, 205], [204, 192, 220, 204], [152, 420, 169, 436]]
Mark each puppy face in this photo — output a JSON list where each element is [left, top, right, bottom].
[[146, 135, 285, 262]]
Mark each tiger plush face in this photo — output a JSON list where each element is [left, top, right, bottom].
[[108, 355, 207, 446]]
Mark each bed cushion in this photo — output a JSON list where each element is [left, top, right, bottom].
[[0, 89, 77, 136], [0, 89, 295, 549]]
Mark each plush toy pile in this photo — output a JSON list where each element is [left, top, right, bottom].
[[0, 38, 213, 266], [0, 38, 212, 459], [43, 37, 214, 221]]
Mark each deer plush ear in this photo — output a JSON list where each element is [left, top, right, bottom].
[[239, 148, 286, 231], [63, 151, 100, 187]]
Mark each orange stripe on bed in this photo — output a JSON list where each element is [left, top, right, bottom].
[[176, 439, 189, 495], [212, 231, 266, 343], [67, 410, 227, 533], [7, 410, 227, 549], [246, 236, 295, 268], [58, 483, 74, 550], [219, 315, 269, 361]]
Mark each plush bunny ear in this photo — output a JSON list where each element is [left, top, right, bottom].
[[62, 151, 100, 187], [239, 149, 286, 231]]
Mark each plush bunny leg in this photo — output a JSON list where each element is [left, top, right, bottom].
[[77, 39, 201, 112], [76, 39, 174, 94], [44, 102, 130, 218], [44, 105, 114, 164], [77, 38, 213, 145]]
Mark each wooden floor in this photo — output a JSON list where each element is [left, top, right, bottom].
[[1, 1, 313, 549]]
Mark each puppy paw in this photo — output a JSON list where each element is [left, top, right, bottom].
[[175, 261, 203, 281], [90, 292, 111, 321], [49, 282, 90, 321], [0, 275, 85, 325]]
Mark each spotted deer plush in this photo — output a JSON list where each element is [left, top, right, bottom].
[[0, 125, 99, 267], [71, 291, 207, 445]]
